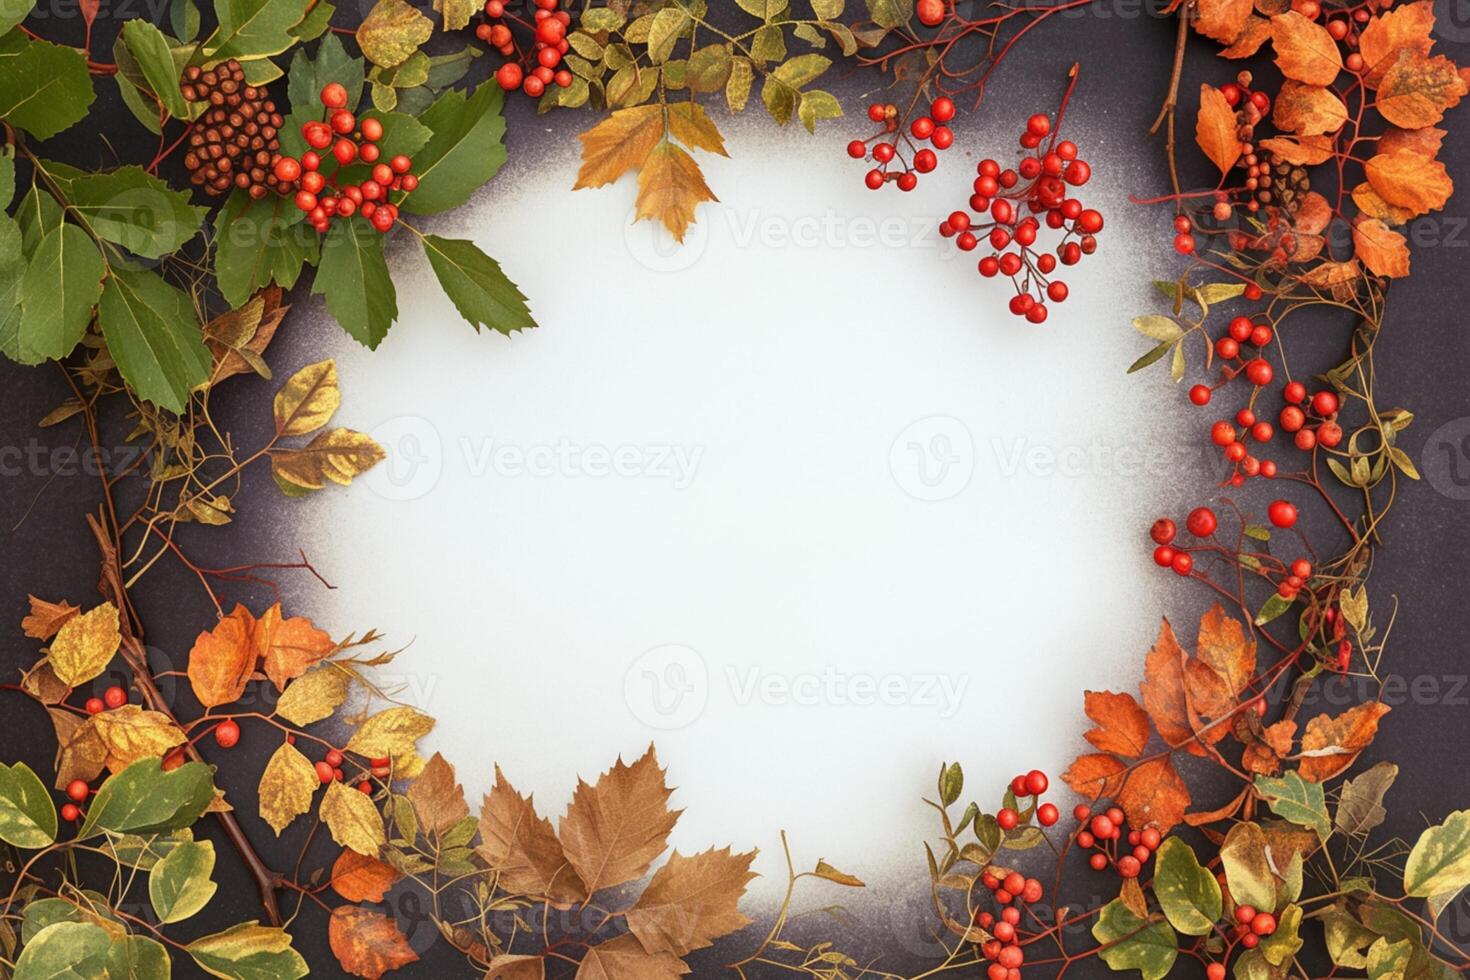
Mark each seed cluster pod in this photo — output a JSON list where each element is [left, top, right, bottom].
[[180, 61, 289, 199]]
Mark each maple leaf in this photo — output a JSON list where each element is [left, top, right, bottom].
[[253, 603, 334, 690], [1358, 1, 1436, 89], [1272, 80, 1348, 136], [188, 604, 257, 708], [664, 103, 728, 157], [1364, 149, 1454, 216], [478, 765, 586, 904], [575, 934, 689, 980], [1256, 134, 1335, 165], [1270, 12, 1343, 86], [625, 847, 757, 956], [1117, 756, 1191, 834], [1192, 0, 1253, 44], [328, 906, 419, 979], [1183, 658, 1235, 735], [574, 106, 666, 189], [407, 752, 469, 836], [1376, 50, 1468, 128], [636, 142, 717, 243], [321, 780, 388, 855], [258, 741, 319, 836], [1140, 619, 1198, 753], [1195, 85, 1242, 174], [1296, 702, 1391, 782], [22, 595, 79, 640], [48, 602, 121, 687], [560, 745, 682, 895], [1062, 753, 1128, 799], [331, 848, 404, 903], [90, 704, 186, 771], [1220, 16, 1271, 58], [1082, 691, 1151, 757], [1353, 219, 1411, 278], [1195, 604, 1256, 696]]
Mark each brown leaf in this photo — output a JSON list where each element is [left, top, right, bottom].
[[1353, 218, 1411, 278], [1221, 15, 1272, 58], [1299, 258, 1362, 298], [273, 359, 340, 436], [626, 847, 756, 956], [1183, 659, 1236, 735], [1256, 134, 1335, 165], [407, 752, 469, 836], [1193, 0, 1253, 44], [53, 712, 108, 789], [1061, 753, 1127, 799], [1242, 719, 1297, 775], [1272, 80, 1348, 135], [1376, 50, 1468, 128], [187, 604, 257, 708], [23, 660, 70, 704], [1118, 756, 1191, 833], [665, 103, 728, 157], [1291, 191, 1334, 238], [636, 142, 717, 243], [1270, 12, 1342, 86], [559, 745, 681, 896], [1195, 605, 1256, 696], [1359, 1, 1436, 88], [1082, 691, 1151, 757], [575, 934, 689, 980], [271, 429, 387, 491], [329, 906, 419, 979], [1119, 876, 1149, 920], [1296, 702, 1391, 782], [331, 848, 404, 902], [487, 955, 546, 980], [1364, 149, 1453, 216], [1195, 85, 1243, 174], [574, 105, 665, 189], [1140, 619, 1198, 753], [22, 596, 80, 640], [478, 766, 586, 904], [207, 285, 286, 384], [1377, 125, 1446, 157], [254, 603, 334, 690]]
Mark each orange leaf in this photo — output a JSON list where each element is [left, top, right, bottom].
[[635, 142, 717, 244], [1364, 149, 1453, 216], [1376, 50, 1469, 128], [625, 847, 756, 956], [187, 604, 257, 708], [1061, 753, 1127, 799], [1221, 16, 1272, 58], [1291, 191, 1334, 237], [254, 603, 334, 690], [1193, 0, 1253, 44], [1183, 659, 1235, 737], [1270, 12, 1343, 85], [1195, 605, 1257, 695], [1359, 1, 1436, 89], [22, 595, 80, 640], [330, 848, 403, 903], [1272, 80, 1348, 135], [1196, 85, 1243, 174], [559, 745, 680, 895], [1353, 218, 1411, 278], [478, 765, 586, 904], [328, 906, 419, 979], [575, 934, 689, 979], [1297, 702, 1391, 781], [1352, 182, 1416, 225], [1299, 258, 1362, 296], [1117, 756, 1191, 833], [1242, 719, 1298, 776], [573, 105, 665, 189], [1083, 691, 1151, 757], [1140, 619, 1198, 753], [1377, 125, 1446, 157], [1256, 134, 1335, 165]]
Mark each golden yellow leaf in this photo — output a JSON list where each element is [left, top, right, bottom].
[[407, 752, 469, 836], [274, 665, 351, 726], [1353, 218, 1411, 278], [22, 595, 80, 640], [272, 428, 386, 490], [321, 780, 387, 855], [253, 603, 334, 690], [273, 359, 339, 436], [1195, 84, 1242, 174], [1256, 134, 1335, 165], [559, 744, 679, 894], [328, 906, 419, 979], [1363, 149, 1453, 216], [187, 604, 257, 708], [1376, 50, 1468, 128], [356, 0, 432, 68], [574, 934, 689, 980], [1269, 12, 1342, 86], [1193, 0, 1253, 44], [1272, 80, 1348, 135], [49, 602, 121, 687], [91, 705, 187, 771], [573, 105, 665, 189], [432, 0, 476, 31], [330, 848, 403, 902], [1359, 1, 1436, 89], [258, 741, 319, 836], [635, 142, 716, 243], [1351, 183, 1415, 225], [345, 707, 434, 760], [625, 847, 756, 955], [665, 103, 727, 156], [478, 765, 586, 903], [1297, 702, 1391, 782]]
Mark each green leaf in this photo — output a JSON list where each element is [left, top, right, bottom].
[[797, 89, 842, 133], [1153, 838, 1221, 936], [286, 31, 363, 114], [773, 52, 830, 90], [1127, 340, 1174, 374], [1260, 904, 1303, 967], [1254, 592, 1294, 626], [0, 0, 35, 36], [79, 758, 216, 838], [0, 144, 13, 207], [422, 235, 535, 335], [1405, 810, 1470, 898], [98, 268, 212, 413], [15, 221, 104, 365], [214, 189, 319, 308], [12, 922, 112, 980], [43, 162, 206, 259], [312, 217, 396, 348], [356, 0, 432, 68], [203, 0, 310, 64], [939, 762, 962, 806], [1254, 772, 1331, 841], [149, 839, 218, 923], [106, 935, 172, 979], [401, 80, 507, 215], [0, 211, 25, 360], [1336, 762, 1397, 837], [0, 31, 96, 139], [121, 20, 191, 119], [1090, 899, 1178, 980], [186, 923, 308, 980], [1220, 822, 1277, 913], [1366, 937, 1413, 980], [866, 0, 912, 29], [0, 762, 57, 848], [646, 6, 689, 63], [735, 0, 788, 18], [290, 0, 333, 40]]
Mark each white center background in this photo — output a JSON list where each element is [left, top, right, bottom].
[[291, 113, 1195, 903]]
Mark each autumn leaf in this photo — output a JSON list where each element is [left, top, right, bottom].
[[1291, 191, 1334, 237], [487, 955, 546, 980], [1358, 1, 1436, 89], [272, 429, 386, 491], [1364, 149, 1453, 216], [54, 714, 109, 789], [1270, 12, 1342, 86], [1376, 50, 1468, 128], [1220, 16, 1271, 58], [636, 142, 717, 243], [22, 595, 79, 640], [258, 741, 319, 836], [49, 602, 121, 687], [345, 706, 434, 760], [1296, 702, 1391, 782], [273, 359, 339, 436], [1195, 604, 1256, 696], [1192, 0, 1253, 44], [1242, 719, 1297, 776], [1352, 182, 1415, 224], [573, 105, 665, 189], [560, 746, 681, 896], [329, 906, 418, 979], [1377, 125, 1446, 157], [1256, 134, 1335, 165], [1195, 85, 1242, 174], [274, 666, 351, 726], [253, 604, 334, 690], [1272, 80, 1348, 136], [625, 847, 756, 956], [23, 661, 69, 704], [90, 705, 187, 772], [664, 103, 728, 157], [1062, 753, 1128, 799], [477, 766, 585, 903], [1140, 619, 1197, 753], [1118, 756, 1191, 834], [187, 605, 257, 708], [331, 848, 403, 902], [1082, 691, 1151, 757], [1299, 258, 1362, 298], [321, 780, 388, 855], [356, 0, 432, 69], [407, 752, 469, 836], [1353, 219, 1411, 278], [575, 934, 689, 980]]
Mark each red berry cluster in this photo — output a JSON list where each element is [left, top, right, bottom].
[[996, 768, 1058, 830], [1148, 502, 1300, 580], [1072, 802, 1161, 879], [849, 95, 955, 192], [940, 112, 1099, 324], [1229, 903, 1280, 953], [1279, 384, 1342, 452], [974, 867, 1046, 980], [478, 0, 574, 97], [272, 83, 418, 235], [311, 745, 389, 794]]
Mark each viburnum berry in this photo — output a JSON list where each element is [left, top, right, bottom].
[[1283, 381, 1307, 404], [1037, 802, 1059, 826], [103, 685, 127, 708], [1089, 852, 1108, 871], [1311, 390, 1339, 415], [66, 779, 90, 803], [1153, 545, 1175, 567], [1318, 420, 1343, 447], [1189, 384, 1212, 406], [1267, 499, 1298, 528], [1280, 406, 1306, 432], [214, 719, 240, 748], [315, 760, 335, 784], [1207, 965, 1226, 980], [1150, 518, 1176, 545], [85, 697, 105, 715], [61, 803, 82, 822], [1244, 358, 1273, 386], [997, 807, 1019, 830], [1187, 506, 1218, 537], [1024, 769, 1048, 795], [1171, 551, 1193, 576]]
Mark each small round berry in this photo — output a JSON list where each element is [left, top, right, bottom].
[[325, 749, 344, 767], [1291, 558, 1312, 578], [1171, 551, 1193, 576], [274, 156, 302, 182], [1153, 545, 1175, 568], [1024, 770, 1049, 796], [214, 719, 240, 748], [330, 109, 356, 135], [61, 803, 81, 822], [1025, 303, 1048, 324], [496, 62, 523, 90], [1283, 381, 1307, 404], [1047, 281, 1069, 303], [1118, 856, 1142, 878], [1038, 803, 1059, 826], [1189, 384, 1212, 406], [1216, 336, 1240, 359], [1026, 113, 1051, 137], [86, 697, 105, 715], [332, 138, 357, 166], [162, 749, 185, 771], [1267, 500, 1298, 528], [1210, 421, 1236, 446], [1150, 518, 1177, 545], [1279, 406, 1306, 432], [1077, 209, 1104, 233], [1174, 233, 1195, 255], [304, 121, 333, 149], [103, 685, 127, 708], [914, 149, 937, 173], [1245, 283, 1263, 300], [321, 82, 348, 109], [1140, 827, 1161, 850], [1295, 428, 1317, 451], [1207, 964, 1227, 980], [911, 116, 935, 139], [1187, 506, 1218, 537], [997, 807, 1019, 830], [66, 779, 90, 802], [1250, 324, 1273, 347], [1311, 390, 1339, 416], [1245, 358, 1274, 386], [1251, 421, 1274, 442], [896, 171, 918, 191], [864, 169, 884, 190], [523, 76, 545, 97], [867, 102, 886, 122], [931, 96, 955, 122], [1252, 912, 1278, 936], [847, 140, 866, 159], [315, 760, 335, 783], [1089, 852, 1109, 871], [1317, 421, 1343, 448], [1077, 830, 1096, 848]]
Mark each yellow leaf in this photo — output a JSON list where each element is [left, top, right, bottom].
[[1195, 604, 1256, 696], [487, 955, 546, 980], [345, 706, 434, 759], [321, 780, 387, 855], [477, 765, 585, 903], [187, 604, 257, 708], [1363, 150, 1453, 216], [273, 359, 339, 436], [431, 0, 476, 30], [258, 741, 319, 836], [356, 0, 432, 68], [636, 142, 716, 243], [1269, 12, 1342, 86], [1353, 218, 1411, 278], [1256, 134, 1335, 165], [573, 105, 665, 189], [49, 602, 121, 687], [559, 744, 679, 894], [1272, 80, 1348, 136], [22, 595, 80, 640], [90, 705, 187, 771], [253, 603, 334, 690], [1376, 50, 1468, 128], [665, 103, 727, 156], [271, 428, 386, 491], [274, 666, 350, 726], [625, 847, 756, 955], [1358, 1, 1436, 89], [1195, 85, 1242, 174]]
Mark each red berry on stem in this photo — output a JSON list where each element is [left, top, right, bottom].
[[1187, 506, 1218, 537], [1038, 803, 1059, 826], [321, 82, 348, 108], [1268, 500, 1298, 527], [86, 697, 105, 715], [1188, 384, 1211, 406], [997, 808, 1019, 830], [214, 719, 240, 748], [66, 779, 89, 802], [1150, 518, 1176, 545], [1024, 770, 1049, 795], [1171, 551, 1193, 575], [103, 685, 127, 708], [931, 96, 955, 122], [61, 803, 81, 822]]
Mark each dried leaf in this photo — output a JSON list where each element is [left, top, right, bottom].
[[274, 666, 350, 726], [560, 745, 680, 894], [407, 752, 468, 836], [573, 105, 665, 189], [345, 707, 434, 760], [54, 714, 108, 789], [257, 741, 319, 836], [635, 142, 716, 243], [1296, 702, 1391, 782], [1082, 691, 1151, 757], [1195, 604, 1256, 695], [321, 780, 387, 856], [1353, 218, 1411, 278], [1352, 182, 1415, 225], [273, 359, 339, 436], [187, 604, 256, 708], [574, 934, 689, 980], [1256, 134, 1334, 165], [272, 429, 386, 491], [1270, 12, 1342, 86], [48, 603, 121, 687], [1292, 191, 1334, 237], [328, 906, 418, 979], [1377, 125, 1445, 157], [1195, 85, 1242, 174], [477, 766, 585, 903], [1193, 0, 1253, 44], [625, 847, 756, 955], [91, 705, 186, 771], [331, 848, 403, 902], [356, 0, 432, 69], [24, 661, 70, 704], [1220, 16, 1271, 58], [487, 955, 546, 980], [1272, 80, 1348, 135], [254, 604, 334, 690], [664, 103, 727, 156], [1118, 756, 1191, 834], [206, 286, 286, 383], [1358, 1, 1436, 88], [22, 596, 80, 640], [1061, 753, 1127, 799], [1376, 50, 1468, 128], [1140, 619, 1197, 753], [1299, 258, 1362, 297], [1364, 150, 1453, 216]]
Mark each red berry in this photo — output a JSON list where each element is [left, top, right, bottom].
[[1073, 804, 1091, 821], [1189, 384, 1211, 406], [1047, 281, 1068, 303], [930, 126, 954, 150], [1283, 381, 1307, 404], [1024, 770, 1049, 796], [1244, 283, 1263, 300], [214, 719, 240, 748], [1153, 545, 1176, 568], [1245, 358, 1273, 386], [315, 760, 335, 783], [1318, 421, 1342, 447], [1295, 428, 1317, 451], [1250, 324, 1273, 347], [86, 697, 105, 715], [1089, 852, 1109, 871], [1171, 551, 1193, 576], [1064, 160, 1091, 185], [1280, 406, 1305, 432], [274, 156, 301, 182], [997, 808, 1019, 830], [1077, 209, 1103, 233], [330, 109, 355, 135], [1118, 856, 1142, 878], [1150, 518, 1176, 545], [103, 685, 127, 708], [1252, 912, 1277, 936], [1210, 421, 1236, 446], [1174, 233, 1195, 255], [66, 779, 89, 802], [325, 749, 344, 767], [917, 0, 945, 26], [1026, 303, 1048, 324], [1251, 421, 1273, 442], [1267, 500, 1298, 528], [332, 138, 356, 165], [914, 149, 937, 173], [1038, 803, 1059, 826], [910, 116, 935, 139], [1216, 336, 1240, 359], [847, 140, 866, 159], [496, 62, 523, 90], [1140, 827, 1162, 850], [303, 121, 332, 149], [162, 749, 185, 771], [1026, 113, 1051, 137], [1311, 391, 1339, 415], [864, 169, 884, 190], [1186, 506, 1218, 537], [61, 803, 81, 822], [321, 82, 348, 109], [931, 96, 955, 122], [523, 76, 545, 97]]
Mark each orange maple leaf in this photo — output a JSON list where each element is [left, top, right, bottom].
[[1296, 702, 1391, 782], [1082, 691, 1151, 757]]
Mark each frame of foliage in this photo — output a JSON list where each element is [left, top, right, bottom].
[[2, 0, 1468, 978]]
